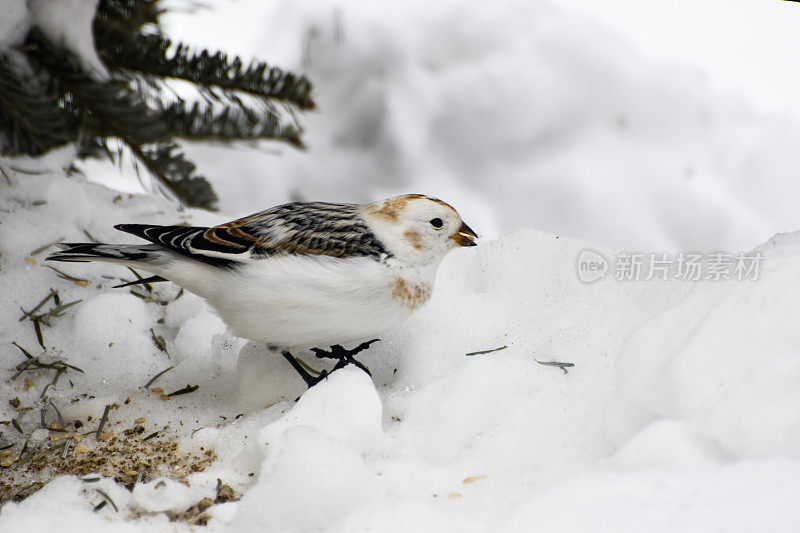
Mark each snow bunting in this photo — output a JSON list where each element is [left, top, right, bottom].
[[46, 194, 477, 386]]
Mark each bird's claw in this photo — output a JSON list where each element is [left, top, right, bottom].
[[280, 350, 328, 388], [281, 339, 378, 391], [310, 339, 379, 376]]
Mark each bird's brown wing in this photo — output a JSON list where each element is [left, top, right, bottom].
[[115, 201, 390, 268]]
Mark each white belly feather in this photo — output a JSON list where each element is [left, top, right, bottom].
[[158, 254, 424, 349]]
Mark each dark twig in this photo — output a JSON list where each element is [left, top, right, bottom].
[[94, 488, 118, 512], [466, 345, 508, 356], [142, 431, 159, 442], [33, 318, 45, 348], [113, 274, 166, 288], [167, 384, 199, 397], [29, 237, 64, 256], [535, 360, 575, 375], [96, 404, 111, 436], [126, 267, 153, 293], [49, 399, 64, 427], [142, 365, 174, 389], [150, 328, 169, 358], [12, 341, 35, 359], [18, 290, 57, 321], [42, 264, 90, 285]]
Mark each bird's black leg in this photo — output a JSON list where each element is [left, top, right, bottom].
[[310, 339, 380, 376], [280, 350, 328, 387]]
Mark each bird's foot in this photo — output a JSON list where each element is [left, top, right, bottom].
[[280, 350, 328, 388], [310, 339, 379, 376]]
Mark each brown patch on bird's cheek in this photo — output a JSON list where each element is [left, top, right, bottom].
[[392, 277, 432, 310], [403, 230, 424, 251]]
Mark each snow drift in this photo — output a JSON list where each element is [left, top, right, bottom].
[[2, 172, 800, 531]]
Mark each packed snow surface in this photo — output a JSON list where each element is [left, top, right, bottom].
[[3, 0, 800, 531], [2, 170, 800, 531]]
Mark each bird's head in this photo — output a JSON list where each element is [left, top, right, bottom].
[[362, 194, 477, 264]]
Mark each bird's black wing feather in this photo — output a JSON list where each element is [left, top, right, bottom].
[[114, 202, 390, 267]]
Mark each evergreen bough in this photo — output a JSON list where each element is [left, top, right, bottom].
[[0, 0, 314, 209]]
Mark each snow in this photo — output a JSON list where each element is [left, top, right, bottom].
[[233, 424, 375, 532], [27, 0, 109, 79], [132, 477, 210, 514], [71, 293, 160, 383], [608, 231, 800, 459], [4, 170, 800, 531], [258, 369, 383, 454], [155, 0, 800, 252], [555, 0, 800, 121], [0, 0, 30, 50], [3, 0, 800, 531]]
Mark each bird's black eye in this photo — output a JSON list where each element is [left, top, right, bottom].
[[429, 217, 444, 229]]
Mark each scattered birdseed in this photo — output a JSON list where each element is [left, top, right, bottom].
[[462, 475, 486, 484], [215, 483, 235, 503], [1, 456, 20, 467], [1, 434, 216, 503]]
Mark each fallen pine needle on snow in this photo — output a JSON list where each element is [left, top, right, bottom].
[[465, 345, 508, 356], [95, 404, 111, 438], [166, 384, 199, 398], [94, 488, 117, 512], [535, 360, 575, 374], [142, 365, 175, 389]]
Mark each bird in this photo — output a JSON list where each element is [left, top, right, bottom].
[[46, 194, 478, 387]]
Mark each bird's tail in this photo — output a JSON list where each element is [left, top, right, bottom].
[[46, 243, 161, 265]]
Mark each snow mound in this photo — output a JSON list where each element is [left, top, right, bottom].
[[132, 477, 209, 514], [608, 231, 800, 459], [231, 426, 374, 531], [259, 367, 383, 454], [2, 168, 800, 530]]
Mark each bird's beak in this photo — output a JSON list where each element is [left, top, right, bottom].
[[451, 221, 478, 247]]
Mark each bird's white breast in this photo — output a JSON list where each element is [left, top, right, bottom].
[[161, 254, 430, 349]]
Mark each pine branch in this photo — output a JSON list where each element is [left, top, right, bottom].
[[132, 143, 218, 209], [25, 30, 170, 146], [95, 31, 315, 110], [159, 100, 304, 146], [1, 0, 313, 210], [0, 57, 75, 155], [24, 30, 217, 209], [96, 0, 162, 29]]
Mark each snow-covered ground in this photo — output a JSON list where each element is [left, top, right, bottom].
[[4, 0, 800, 531], [4, 166, 800, 532]]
